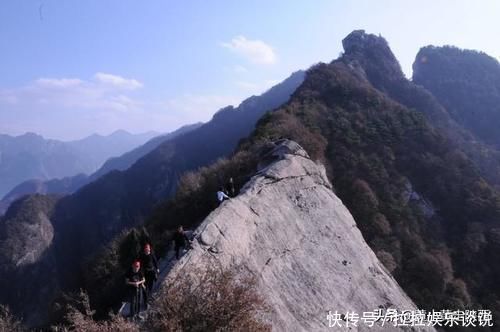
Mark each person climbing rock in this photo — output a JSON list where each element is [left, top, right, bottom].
[[227, 177, 236, 197], [125, 260, 146, 318], [173, 225, 191, 259], [140, 243, 159, 306], [217, 187, 230, 204]]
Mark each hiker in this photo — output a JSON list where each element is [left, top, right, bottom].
[[173, 225, 190, 260], [125, 260, 146, 318], [227, 177, 236, 197], [140, 243, 159, 305], [217, 187, 230, 204]]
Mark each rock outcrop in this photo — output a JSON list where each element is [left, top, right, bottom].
[[165, 140, 434, 331], [0, 194, 60, 326]]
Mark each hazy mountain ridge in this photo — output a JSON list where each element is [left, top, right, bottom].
[[0, 123, 202, 216], [411, 46, 500, 192], [89, 123, 203, 181], [0, 174, 88, 217], [413, 45, 500, 148], [0, 130, 158, 198], [65, 130, 160, 174]]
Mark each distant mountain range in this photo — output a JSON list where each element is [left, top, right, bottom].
[[0, 130, 159, 198], [0, 123, 202, 215]]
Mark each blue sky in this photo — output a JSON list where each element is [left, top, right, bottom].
[[1, 0, 499, 140]]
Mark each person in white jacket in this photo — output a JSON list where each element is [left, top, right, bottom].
[[216, 187, 230, 204]]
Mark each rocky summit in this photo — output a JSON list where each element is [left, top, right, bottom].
[[165, 140, 434, 331]]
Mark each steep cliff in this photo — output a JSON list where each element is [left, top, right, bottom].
[[165, 140, 433, 331], [0, 194, 60, 326]]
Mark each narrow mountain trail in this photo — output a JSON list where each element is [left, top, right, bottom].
[[118, 231, 194, 319]]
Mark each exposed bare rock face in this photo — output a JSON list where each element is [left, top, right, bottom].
[[0, 194, 60, 326], [0, 195, 56, 267], [166, 140, 434, 331]]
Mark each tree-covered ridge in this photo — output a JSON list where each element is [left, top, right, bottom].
[[413, 45, 500, 148], [342, 32, 500, 192]]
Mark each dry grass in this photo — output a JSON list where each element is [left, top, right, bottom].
[[51, 290, 139, 332], [145, 265, 271, 332], [0, 305, 24, 332]]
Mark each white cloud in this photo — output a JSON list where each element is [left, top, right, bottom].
[[0, 73, 244, 139], [0, 73, 144, 113], [221, 35, 277, 65], [94, 72, 143, 90]]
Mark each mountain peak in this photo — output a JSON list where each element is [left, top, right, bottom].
[[109, 129, 131, 137], [341, 30, 404, 80], [19, 132, 44, 140], [342, 30, 389, 54]]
